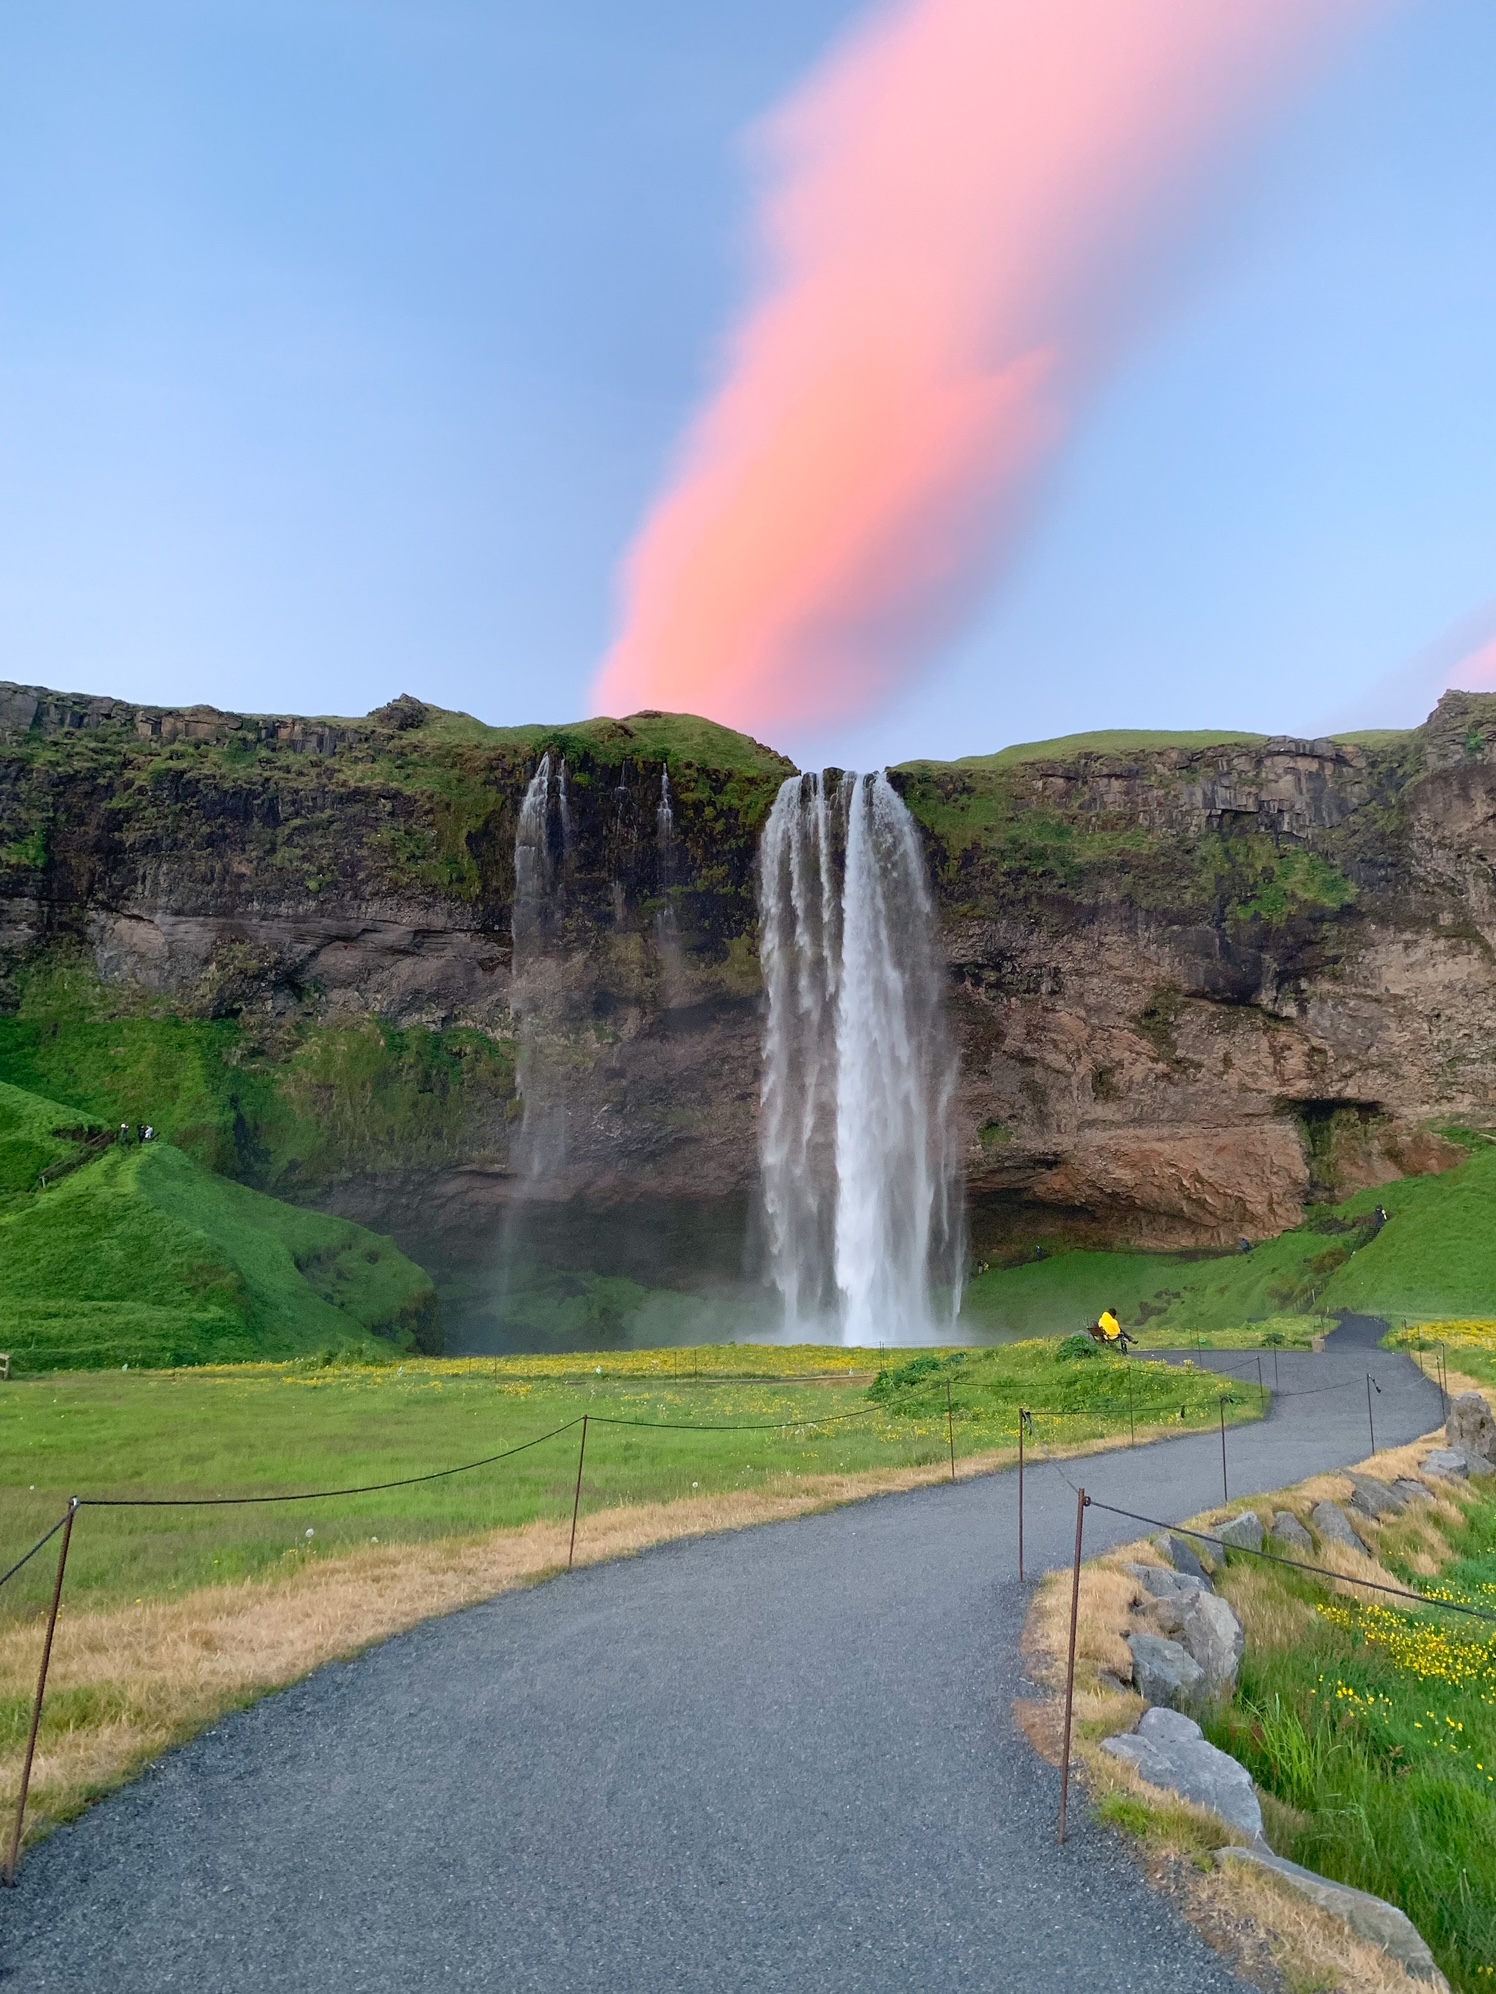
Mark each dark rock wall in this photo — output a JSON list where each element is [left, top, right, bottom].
[[2, 679, 1494, 1256]]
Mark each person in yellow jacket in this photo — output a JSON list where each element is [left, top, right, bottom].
[[1091, 1306, 1135, 1351]]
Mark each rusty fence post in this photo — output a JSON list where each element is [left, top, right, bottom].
[[1057, 1485, 1089, 1845], [4, 1498, 77, 1887], [568, 1416, 589, 1572], [946, 1380, 956, 1484]]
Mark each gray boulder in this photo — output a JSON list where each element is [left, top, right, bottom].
[[1348, 1473, 1407, 1520], [1218, 1847, 1449, 1987], [1310, 1499, 1372, 1552], [1216, 1510, 1265, 1554], [1180, 1591, 1245, 1701], [1124, 1561, 1210, 1600], [1144, 1595, 1187, 1638], [1154, 1533, 1212, 1581], [1267, 1510, 1313, 1554], [1103, 1706, 1263, 1843], [1127, 1633, 1207, 1714], [1392, 1478, 1435, 1505], [1422, 1448, 1470, 1480], [1447, 1392, 1496, 1472]]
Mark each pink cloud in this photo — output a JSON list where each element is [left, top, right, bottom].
[[592, 0, 1385, 738]]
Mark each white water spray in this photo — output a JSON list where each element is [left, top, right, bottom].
[[758, 771, 961, 1342]]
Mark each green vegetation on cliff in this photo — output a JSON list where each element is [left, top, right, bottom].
[[0, 1079, 437, 1372], [0, 952, 515, 1191]]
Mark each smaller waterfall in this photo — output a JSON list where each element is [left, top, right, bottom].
[[510, 752, 566, 1183], [758, 770, 962, 1343], [557, 757, 576, 863], [654, 763, 683, 988], [513, 752, 553, 951], [656, 763, 675, 859]]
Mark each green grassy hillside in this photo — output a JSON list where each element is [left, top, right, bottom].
[[0, 1080, 437, 1373], [962, 1138, 1496, 1339]]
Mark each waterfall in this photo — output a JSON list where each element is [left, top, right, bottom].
[[656, 763, 675, 859], [513, 752, 553, 953], [510, 753, 565, 1182], [654, 763, 683, 986], [758, 770, 962, 1343]]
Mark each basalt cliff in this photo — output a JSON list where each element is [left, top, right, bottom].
[[1, 679, 1493, 1280]]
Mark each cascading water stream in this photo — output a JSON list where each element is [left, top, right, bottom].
[[510, 753, 565, 1183], [758, 770, 962, 1343]]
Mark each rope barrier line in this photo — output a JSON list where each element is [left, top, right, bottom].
[[1084, 1499, 1496, 1628], [70, 1420, 583, 1509], [0, 1513, 70, 1594]]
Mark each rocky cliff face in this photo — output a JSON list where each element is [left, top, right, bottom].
[[1, 679, 1493, 1265]]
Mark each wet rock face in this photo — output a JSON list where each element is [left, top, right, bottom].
[[2, 682, 1496, 1249]]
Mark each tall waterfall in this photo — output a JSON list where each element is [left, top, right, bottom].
[[758, 771, 962, 1343], [510, 753, 566, 1182]]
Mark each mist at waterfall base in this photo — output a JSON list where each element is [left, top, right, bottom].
[[433, 757, 968, 1357]]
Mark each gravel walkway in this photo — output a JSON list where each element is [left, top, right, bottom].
[[0, 1319, 1443, 1991]]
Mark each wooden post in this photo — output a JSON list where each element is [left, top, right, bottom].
[[946, 1380, 956, 1484], [1017, 1412, 1026, 1582], [568, 1416, 589, 1571], [5, 1499, 76, 1886], [1256, 1355, 1264, 1413], [1366, 1374, 1377, 1457], [1219, 1397, 1229, 1505], [1058, 1485, 1088, 1845]]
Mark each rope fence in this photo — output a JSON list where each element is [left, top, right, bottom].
[[0, 1339, 1448, 1882]]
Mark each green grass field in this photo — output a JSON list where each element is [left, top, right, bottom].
[[0, 1078, 436, 1371], [1207, 1484, 1496, 1992], [0, 1342, 1251, 1630]]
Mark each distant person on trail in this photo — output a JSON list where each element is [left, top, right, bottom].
[[1238, 1236, 1252, 1255]]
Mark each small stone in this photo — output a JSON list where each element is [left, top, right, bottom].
[[1180, 1592, 1245, 1702], [1267, 1510, 1313, 1553], [1422, 1448, 1470, 1480], [1154, 1533, 1212, 1581], [1123, 1562, 1210, 1600], [1127, 1633, 1207, 1715], [1146, 1596, 1188, 1638], [1447, 1392, 1496, 1472], [1391, 1478, 1435, 1504], [1216, 1511, 1265, 1554], [1310, 1499, 1372, 1551], [1348, 1474, 1406, 1520], [1102, 1706, 1264, 1844]]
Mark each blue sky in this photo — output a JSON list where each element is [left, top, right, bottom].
[[2, 0, 1494, 765]]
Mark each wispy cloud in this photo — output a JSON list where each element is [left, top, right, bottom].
[[593, 0, 1384, 738]]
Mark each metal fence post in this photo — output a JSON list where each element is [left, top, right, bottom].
[[4, 1498, 77, 1886], [568, 1417, 589, 1571]]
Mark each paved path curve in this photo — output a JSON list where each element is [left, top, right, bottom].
[[0, 1320, 1443, 1991]]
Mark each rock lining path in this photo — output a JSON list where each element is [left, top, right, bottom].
[[0, 1319, 1443, 1991]]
